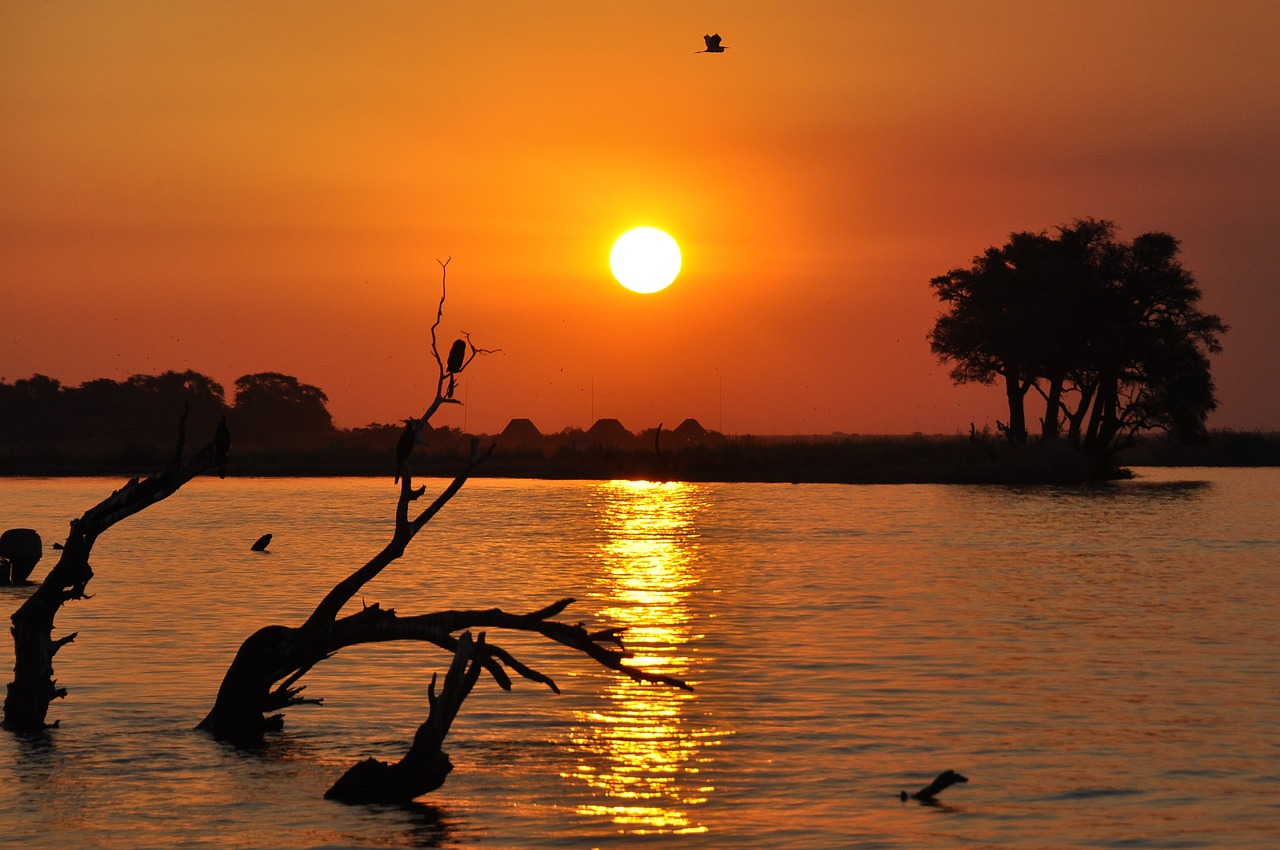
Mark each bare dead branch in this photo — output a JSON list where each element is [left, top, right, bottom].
[[428, 256, 451, 384], [303, 440, 494, 633], [325, 631, 487, 804], [5, 411, 226, 733], [200, 269, 689, 806]]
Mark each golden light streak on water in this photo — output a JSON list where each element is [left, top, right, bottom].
[[562, 480, 729, 834]]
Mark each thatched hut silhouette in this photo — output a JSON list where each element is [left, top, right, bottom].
[[670, 418, 709, 447], [585, 418, 637, 450], [498, 418, 544, 453]]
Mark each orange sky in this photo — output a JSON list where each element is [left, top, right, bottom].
[[3, 2, 1278, 435]]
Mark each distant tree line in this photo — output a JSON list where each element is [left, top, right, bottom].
[[4, 368, 1270, 483], [0, 371, 346, 470], [929, 218, 1227, 458], [0, 374, 732, 476]]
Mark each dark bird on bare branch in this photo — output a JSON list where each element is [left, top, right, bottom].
[[394, 419, 416, 484], [900, 769, 968, 802], [214, 415, 231, 479], [697, 33, 726, 53], [447, 338, 467, 374]]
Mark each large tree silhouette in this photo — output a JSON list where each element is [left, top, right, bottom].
[[231, 372, 335, 448], [0, 371, 230, 468], [929, 219, 1226, 456]]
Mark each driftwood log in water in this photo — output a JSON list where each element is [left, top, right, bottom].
[[325, 631, 485, 803], [4, 407, 228, 734], [322, 608, 690, 804]]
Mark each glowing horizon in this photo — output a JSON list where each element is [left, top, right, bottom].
[[3, 3, 1277, 436]]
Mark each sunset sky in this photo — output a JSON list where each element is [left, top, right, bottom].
[[4, 2, 1278, 436]]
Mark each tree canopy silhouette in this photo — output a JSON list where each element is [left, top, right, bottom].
[[0, 371, 229, 468], [929, 218, 1226, 456], [232, 372, 335, 448]]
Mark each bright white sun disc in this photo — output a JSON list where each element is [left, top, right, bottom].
[[610, 227, 681, 294]]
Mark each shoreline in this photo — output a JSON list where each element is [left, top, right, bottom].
[[3, 431, 1274, 485]]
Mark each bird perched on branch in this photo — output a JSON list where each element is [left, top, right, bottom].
[[697, 33, 726, 53], [446, 338, 467, 398], [447, 339, 467, 374], [394, 419, 416, 484]]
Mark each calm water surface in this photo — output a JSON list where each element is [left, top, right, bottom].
[[0, 469, 1276, 848]]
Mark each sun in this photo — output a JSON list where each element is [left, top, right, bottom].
[[610, 227, 682, 294]]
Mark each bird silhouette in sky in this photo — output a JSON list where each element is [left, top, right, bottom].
[[698, 33, 726, 53]]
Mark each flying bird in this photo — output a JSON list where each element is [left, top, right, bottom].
[[697, 33, 726, 53]]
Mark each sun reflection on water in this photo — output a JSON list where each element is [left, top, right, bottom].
[[563, 480, 728, 835]]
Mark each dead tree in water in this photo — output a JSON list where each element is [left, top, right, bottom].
[[327, 631, 488, 803], [4, 407, 228, 734], [199, 264, 689, 803]]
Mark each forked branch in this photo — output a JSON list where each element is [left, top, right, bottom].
[[324, 631, 487, 803]]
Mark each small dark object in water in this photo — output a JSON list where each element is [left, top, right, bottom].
[[900, 769, 968, 802], [1, 528, 43, 584], [251, 533, 272, 552]]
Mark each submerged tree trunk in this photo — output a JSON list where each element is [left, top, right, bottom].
[[4, 408, 227, 734], [325, 631, 485, 803]]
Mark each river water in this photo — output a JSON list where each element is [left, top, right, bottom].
[[0, 470, 1276, 848]]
